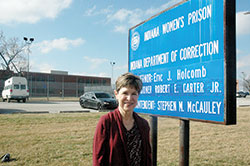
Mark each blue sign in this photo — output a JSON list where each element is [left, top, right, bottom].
[[129, 0, 226, 123]]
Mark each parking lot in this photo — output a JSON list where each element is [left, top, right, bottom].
[[237, 96, 250, 107], [0, 100, 98, 114], [0, 96, 250, 114]]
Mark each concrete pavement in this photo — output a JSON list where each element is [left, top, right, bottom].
[[0, 101, 96, 114]]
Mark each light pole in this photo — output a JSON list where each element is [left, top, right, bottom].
[[23, 37, 34, 74], [23, 37, 34, 98], [23, 37, 34, 77], [110, 61, 115, 85]]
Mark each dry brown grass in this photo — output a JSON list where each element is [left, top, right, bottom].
[[0, 113, 100, 166], [0, 107, 249, 165], [156, 107, 250, 165]]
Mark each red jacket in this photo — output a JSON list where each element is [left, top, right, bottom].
[[93, 108, 152, 166]]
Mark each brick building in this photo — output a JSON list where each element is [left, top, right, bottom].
[[0, 70, 111, 98]]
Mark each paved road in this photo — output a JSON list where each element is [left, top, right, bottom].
[[237, 96, 250, 107], [0, 101, 97, 114], [0, 96, 249, 114]]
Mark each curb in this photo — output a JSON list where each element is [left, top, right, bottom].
[[13, 111, 50, 114], [59, 110, 90, 113]]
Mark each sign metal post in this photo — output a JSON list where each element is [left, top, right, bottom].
[[179, 119, 189, 166], [150, 116, 158, 166]]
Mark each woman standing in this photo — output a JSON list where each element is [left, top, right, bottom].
[[93, 73, 152, 166]]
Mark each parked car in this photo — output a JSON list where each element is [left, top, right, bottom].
[[236, 91, 248, 98], [79, 92, 118, 110], [2, 76, 29, 102]]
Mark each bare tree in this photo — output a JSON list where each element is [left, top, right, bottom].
[[0, 31, 28, 74], [241, 72, 250, 92]]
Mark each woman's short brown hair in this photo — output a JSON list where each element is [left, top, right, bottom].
[[115, 73, 142, 94]]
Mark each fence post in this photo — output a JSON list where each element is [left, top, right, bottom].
[[62, 76, 64, 99], [47, 75, 49, 101]]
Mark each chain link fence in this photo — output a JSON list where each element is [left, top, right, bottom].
[[28, 80, 113, 98]]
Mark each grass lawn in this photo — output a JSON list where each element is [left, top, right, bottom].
[[0, 107, 249, 165]]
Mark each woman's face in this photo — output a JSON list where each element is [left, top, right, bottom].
[[115, 86, 139, 113]]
